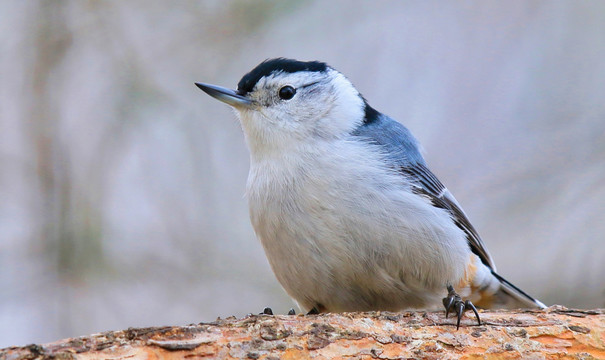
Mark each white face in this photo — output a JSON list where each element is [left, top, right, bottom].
[[234, 69, 366, 155]]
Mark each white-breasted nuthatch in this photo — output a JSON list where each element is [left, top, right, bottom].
[[196, 58, 546, 328]]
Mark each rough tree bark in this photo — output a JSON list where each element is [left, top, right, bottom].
[[1, 306, 603, 360]]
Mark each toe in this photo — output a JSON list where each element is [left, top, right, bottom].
[[443, 296, 455, 318], [455, 301, 465, 329], [465, 300, 481, 326]]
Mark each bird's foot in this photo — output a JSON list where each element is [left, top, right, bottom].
[[306, 306, 320, 315], [442, 285, 481, 329], [259, 307, 297, 315], [260, 307, 273, 315]]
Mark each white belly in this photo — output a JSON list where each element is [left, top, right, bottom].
[[246, 141, 470, 312]]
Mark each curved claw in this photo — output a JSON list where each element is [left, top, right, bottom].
[[287, 308, 296, 315], [465, 300, 481, 326], [442, 286, 482, 330], [455, 301, 465, 329], [262, 307, 273, 315]]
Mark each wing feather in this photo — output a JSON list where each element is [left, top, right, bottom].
[[402, 163, 496, 270], [352, 109, 496, 270]]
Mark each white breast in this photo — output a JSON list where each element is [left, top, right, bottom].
[[246, 138, 470, 312]]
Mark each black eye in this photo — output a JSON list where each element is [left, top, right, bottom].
[[278, 85, 296, 100]]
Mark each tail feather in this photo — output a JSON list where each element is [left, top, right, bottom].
[[491, 271, 547, 309]]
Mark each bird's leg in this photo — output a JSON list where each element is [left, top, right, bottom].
[[442, 285, 481, 329]]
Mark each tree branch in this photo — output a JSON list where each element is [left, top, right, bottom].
[[2, 306, 604, 359]]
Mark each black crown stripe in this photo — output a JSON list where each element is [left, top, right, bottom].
[[237, 58, 328, 94]]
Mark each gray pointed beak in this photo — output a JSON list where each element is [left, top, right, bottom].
[[195, 82, 253, 108]]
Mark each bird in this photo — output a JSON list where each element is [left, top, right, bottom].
[[195, 58, 546, 328]]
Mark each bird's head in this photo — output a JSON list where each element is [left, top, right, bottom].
[[196, 58, 366, 155]]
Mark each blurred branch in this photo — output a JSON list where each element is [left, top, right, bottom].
[[2, 307, 603, 359]]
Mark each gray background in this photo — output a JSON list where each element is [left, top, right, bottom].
[[1, 0, 604, 347]]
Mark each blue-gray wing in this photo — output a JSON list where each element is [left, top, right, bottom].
[[352, 109, 496, 270]]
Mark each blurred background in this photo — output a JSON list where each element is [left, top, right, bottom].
[[1, 0, 605, 347]]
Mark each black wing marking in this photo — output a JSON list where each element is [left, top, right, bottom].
[[351, 108, 495, 269], [402, 163, 496, 270], [406, 164, 546, 308]]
